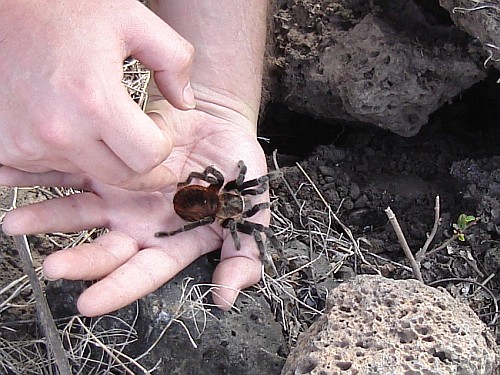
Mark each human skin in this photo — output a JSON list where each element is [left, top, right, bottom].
[[0, 0, 195, 191], [1, 0, 269, 316]]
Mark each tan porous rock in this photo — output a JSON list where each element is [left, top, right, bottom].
[[282, 275, 499, 375]]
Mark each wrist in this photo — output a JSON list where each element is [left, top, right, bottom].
[[148, 82, 259, 135], [191, 84, 259, 135], [151, 0, 267, 134]]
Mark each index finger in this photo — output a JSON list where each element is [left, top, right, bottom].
[[96, 89, 173, 176], [68, 134, 177, 191]]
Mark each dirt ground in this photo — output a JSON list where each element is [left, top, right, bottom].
[[1, 56, 500, 375], [262, 70, 500, 347]]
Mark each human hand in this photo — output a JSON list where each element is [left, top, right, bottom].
[[0, 0, 195, 190], [1, 100, 269, 316]]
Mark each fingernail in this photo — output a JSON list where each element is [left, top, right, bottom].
[[183, 82, 196, 109], [43, 273, 60, 282]]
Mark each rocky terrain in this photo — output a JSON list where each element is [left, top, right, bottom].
[[1, 1, 500, 374]]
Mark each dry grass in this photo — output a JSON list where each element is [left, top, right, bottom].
[[0, 187, 233, 374], [257, 151, 500, 347]]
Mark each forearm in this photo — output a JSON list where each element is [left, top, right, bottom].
[[150, 0, 268, 132]]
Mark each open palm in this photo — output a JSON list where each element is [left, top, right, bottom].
[[1, 100, 269, 316]]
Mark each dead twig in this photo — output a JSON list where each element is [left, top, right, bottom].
[[423, 219, 477, 259], [384, 207, 423, 283], [415, 195, 441, 263], [10, 188, 72, 375]]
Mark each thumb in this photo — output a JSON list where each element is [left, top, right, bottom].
[[211, 257, 261, 310], [124, 6, 195, 110]]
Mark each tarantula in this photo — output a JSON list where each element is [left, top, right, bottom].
[[155, 160, 281, 260]]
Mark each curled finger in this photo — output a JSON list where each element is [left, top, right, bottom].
[[98, 91, 173, 175], [70, 139, 176, 191]]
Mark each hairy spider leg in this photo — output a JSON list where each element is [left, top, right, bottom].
[[264, 170, 283, 182], [240, 183, 269, 196], [220, 202, 272, 250], [225, 220, 241, 250], [231, 221, 282, 253], [251, 230, 266, 259], [155, 216, 215, 237], [242, 202, 270, 218], [177, 166, 225, 189], [224, 170, 283, 193], [251, 230, 279, 276], [226, 219, 281, 275], [221, 218, 279, 253], [235, 160, 247, 185], [224, 175, 269, 192], [243, 222, 281, 250]]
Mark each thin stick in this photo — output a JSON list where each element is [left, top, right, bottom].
[[13, 237, 72, 374], [10, 188, 72, 375], [416, 195, 440, 262], [74, 316, 149, 375], [384, 207, 423, 283], [424, 219, 477, 258]]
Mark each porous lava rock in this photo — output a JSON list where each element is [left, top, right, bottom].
[[269, 0, 486, 136], [282, 275, 499, 375], [440, 0, 500, 72]]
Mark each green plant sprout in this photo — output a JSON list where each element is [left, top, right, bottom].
[[453, 214, 477, 241]]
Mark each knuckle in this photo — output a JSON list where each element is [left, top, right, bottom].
[[35, 78, 108, 152], [10, 133, 42, 161], [67, 78, 107, 118], [133, 163, 154, 175], [35, 119, 73, 151], [133, 153, 159, 174], [134, 137, 171, 175], [174, 41, 195, 72], [60, 73, 109, 117], [106, 172, 133, 188], [79, 82, 107, 113]]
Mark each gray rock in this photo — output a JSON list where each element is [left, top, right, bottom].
[[269, 0, 486, 136], [136, 256, 287, 375], [282, 275, 499, 375], [440, 0, 500, 72]]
